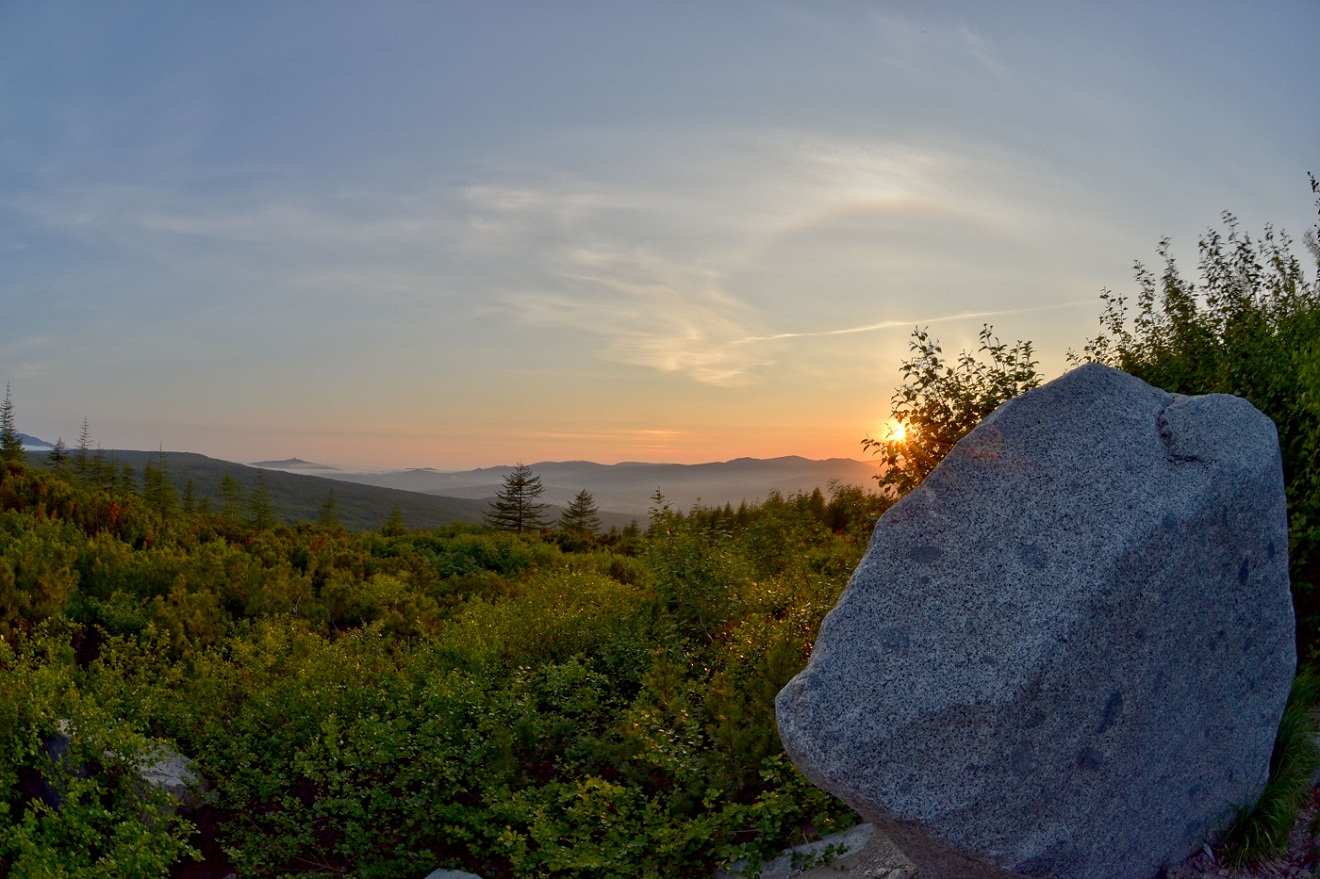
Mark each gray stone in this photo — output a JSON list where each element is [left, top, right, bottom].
[[136, 744, 205, 808], [37, 721, 205, 811], [422, 870, 484, 879], [776, 364, 1295, 879], [715, 822, 876, 878]]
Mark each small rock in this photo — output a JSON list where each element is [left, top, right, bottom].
[[136, 743, 205, 808], [35, 722, 205, 810], [716, 822, 875, 878]]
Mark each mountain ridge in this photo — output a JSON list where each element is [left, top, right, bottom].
[[291, 455, 880, 517], [21, 445, 878, 526]]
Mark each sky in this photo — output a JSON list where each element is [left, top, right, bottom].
[[2, 2, 1317, 470]]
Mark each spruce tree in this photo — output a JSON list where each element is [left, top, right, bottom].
[[219, 472, 245, 521], [0, 384, 21, 462], [381, 505, 405, 536], [91, 445, 110, 487], [75, 418, 92, 481], [558, 489, 601, 535], [143, 447, 178, 516], [318, 489, 341, 530], [484, 462, 548, 534], [48, 437, 68, 471], [247, 472, 277, 529]]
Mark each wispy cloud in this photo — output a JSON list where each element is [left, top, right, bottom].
[[456, 174, 777, 385], [6, 182, 460, 256], [453, 130, 1050, 386], [508, 264, 771, 387], [2, 124, 1083, 391], [0, 181, 476, 323], [736, 298, 1101, 344]]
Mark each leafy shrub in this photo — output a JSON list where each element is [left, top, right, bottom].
[[320, 571, 440, 636], [863, 324, 1041, 499], [0, 629, 198, 878], [0, 456, 873, 877], [448, 569, 650, 669], [1074, 211, 1320, 653], [0, 513, 79, 638], [425, 531, 560, 579], [646, 500, 753, 644]]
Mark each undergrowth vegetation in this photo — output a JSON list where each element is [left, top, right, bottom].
[[0, 454, 885, 878]]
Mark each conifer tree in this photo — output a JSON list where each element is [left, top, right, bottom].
[[0, 384, 21, 462], [558, 488, 601, 535], [318, 489, 341, 530], [143, 447, 178, 516], [806, 486, 826, 522], [219, 472, 245, 521], [381, 505, 405, 536], [648, 489, 670, 528], [91, 445, 110, 487], [48, 437, 68, 471], [484, 462, 548, 534], [75, 418, 92, 481], [247, 471, 277, 529]]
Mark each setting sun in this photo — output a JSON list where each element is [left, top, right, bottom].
[[889, 420, 908, 443]]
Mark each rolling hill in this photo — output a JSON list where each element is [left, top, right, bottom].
[[41, 450, 488, 532], [293, 455, 880, 517], [25, 445, 877, 530]]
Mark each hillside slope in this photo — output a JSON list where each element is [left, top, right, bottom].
[[51, 450, 488, 531], [318, 456, 879, 516]]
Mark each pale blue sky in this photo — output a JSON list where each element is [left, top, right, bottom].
[[3, 2, 1316, 468]]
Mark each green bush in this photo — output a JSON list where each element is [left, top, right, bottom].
[[863, 324, 1040, 499], [0, 513, 79, 638], [0, 449, 871, 876], [1075, 212, 1320, 653], [0, 629, 198, 878]]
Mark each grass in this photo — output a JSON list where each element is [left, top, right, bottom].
[[1217, 665, 1320, 866]]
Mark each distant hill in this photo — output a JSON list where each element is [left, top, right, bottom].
[[318, 455, 879, 517], [38, 450, 489, 532], [18, 433, 55, 453], [20, 448, 875, 530], [250, 457, 339, 471]]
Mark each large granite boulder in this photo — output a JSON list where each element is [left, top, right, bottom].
[[776, 364, 1294, 879]]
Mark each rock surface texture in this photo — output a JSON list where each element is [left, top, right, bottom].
[[776, 364, 1295, 879]]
